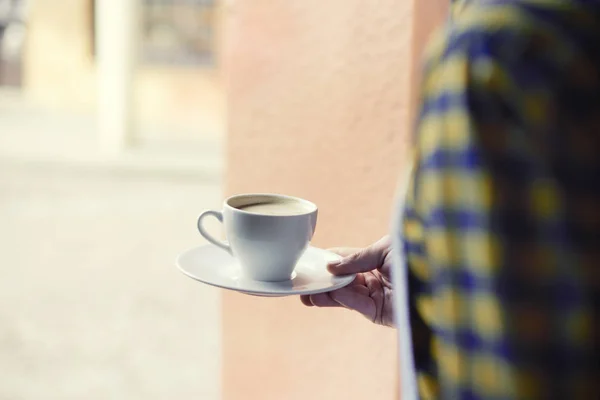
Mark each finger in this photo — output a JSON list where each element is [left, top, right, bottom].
[[308, 277, 369, 305], [301, 275, 366, 307], [327, 247, 362, 258], [341, 274, 369, 295], [330, 286, 376, 320], [352, 284, 370, 297], [309, 292, 342, 307], [300, 295, 313, 307], [351, 273, 367, 287], [327, 236, 391, 276], [363, 272, 385, 309]]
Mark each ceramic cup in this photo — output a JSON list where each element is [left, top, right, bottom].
[[197, 193, 318, 282]]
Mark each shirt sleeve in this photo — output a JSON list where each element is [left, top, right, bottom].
[[402, 5, 598, 399]]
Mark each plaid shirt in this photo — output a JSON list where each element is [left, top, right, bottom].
[[401, 0, 600, 398]]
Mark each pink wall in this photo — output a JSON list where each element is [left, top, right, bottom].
[[223, 1, 447, 398]]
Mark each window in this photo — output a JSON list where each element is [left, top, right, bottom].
[[142, 0, 216, 66], [0, 0, 26, 86]]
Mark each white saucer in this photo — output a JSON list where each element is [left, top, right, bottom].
[[176, 245, 355, 297]]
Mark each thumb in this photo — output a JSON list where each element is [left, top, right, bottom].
[[327, 236, 390, 276]]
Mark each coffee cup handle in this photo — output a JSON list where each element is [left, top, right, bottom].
[[197, 210, 232, 255]]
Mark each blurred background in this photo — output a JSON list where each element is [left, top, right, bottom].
[[0, 0, 445, 399], [1, 1, 223, 399]]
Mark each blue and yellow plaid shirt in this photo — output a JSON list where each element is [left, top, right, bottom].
[[402, 0, 600, 398]]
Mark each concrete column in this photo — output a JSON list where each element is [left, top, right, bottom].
[[95, 0, 138, 154]]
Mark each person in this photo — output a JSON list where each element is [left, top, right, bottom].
[[301, 0, 599, 398]]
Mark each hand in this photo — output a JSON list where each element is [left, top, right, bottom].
[[300, 236, 394, 327]]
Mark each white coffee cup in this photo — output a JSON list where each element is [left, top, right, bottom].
[[197, 193, 318, 282]]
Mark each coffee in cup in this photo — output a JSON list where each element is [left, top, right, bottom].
[[197, 194, 318, 282]]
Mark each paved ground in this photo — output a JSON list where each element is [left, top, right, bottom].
[[0, 161, 223, 399]]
